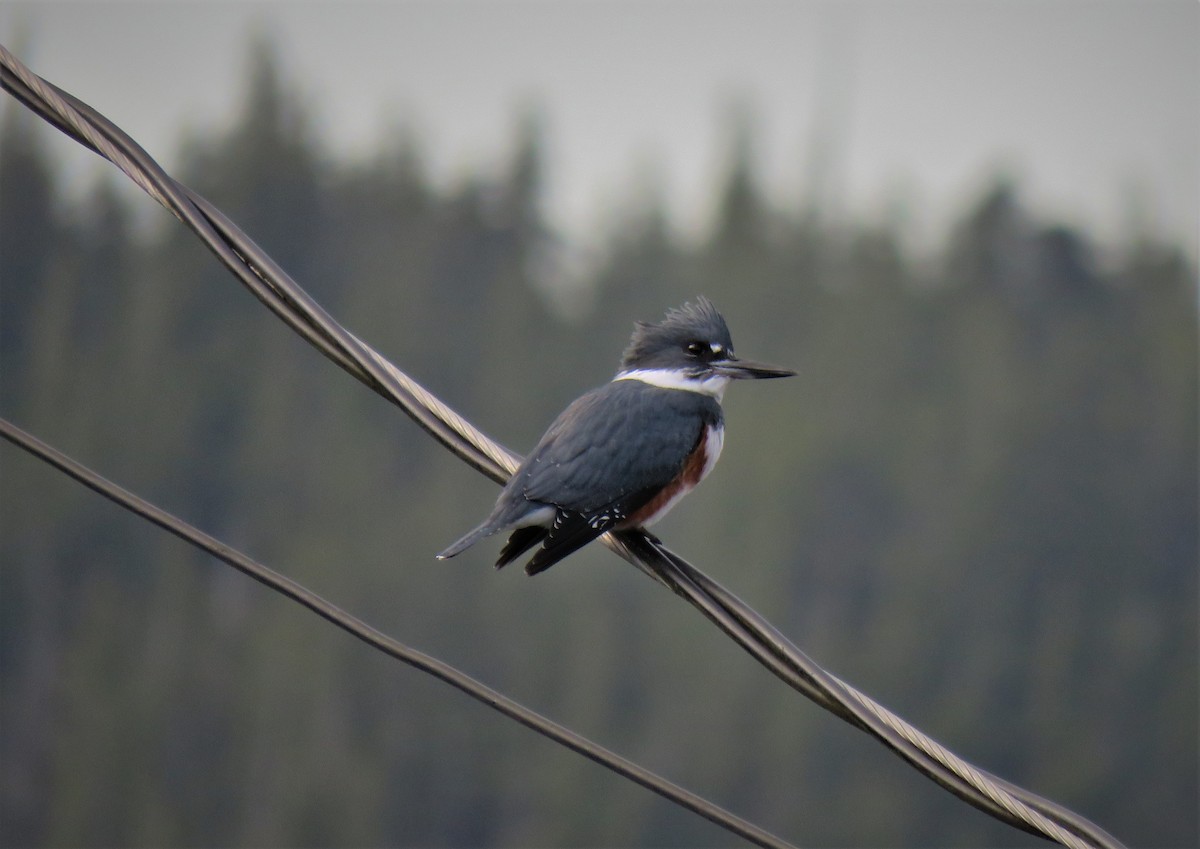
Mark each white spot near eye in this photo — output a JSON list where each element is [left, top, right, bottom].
[[710, 343, 723, 355]]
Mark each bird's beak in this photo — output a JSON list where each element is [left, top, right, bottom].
[[712, 356, 796, 380]]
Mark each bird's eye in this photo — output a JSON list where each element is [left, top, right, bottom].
[[686, 341, 707, 358]]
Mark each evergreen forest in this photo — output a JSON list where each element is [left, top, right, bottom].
[[1, 45, 1196, 848]]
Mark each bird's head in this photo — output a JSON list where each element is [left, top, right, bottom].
[[617, 297, 794, 397]]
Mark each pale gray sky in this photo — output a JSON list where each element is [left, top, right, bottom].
[[2, 1, 1196, 257]]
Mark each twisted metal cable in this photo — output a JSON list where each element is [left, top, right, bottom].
[[667, 550, 1125, 849], [0, 43, 176, 214], [1, 48, 508, 484], [0, 44, 1123, 849], [356, 337, 520, 481]]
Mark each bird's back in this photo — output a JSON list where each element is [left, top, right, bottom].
[[511, 378, 723, 516]]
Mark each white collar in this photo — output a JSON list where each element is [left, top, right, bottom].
[[614, 368, 729, 401]]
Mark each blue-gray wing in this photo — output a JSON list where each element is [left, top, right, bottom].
[[517, 380, 721, 516]]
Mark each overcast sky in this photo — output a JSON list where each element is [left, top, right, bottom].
[[2, 1, 1196, 257]]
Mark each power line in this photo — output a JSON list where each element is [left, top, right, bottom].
[[0, 42, 1124, 849]]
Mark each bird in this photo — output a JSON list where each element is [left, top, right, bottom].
[[436, 296, 795, 575]]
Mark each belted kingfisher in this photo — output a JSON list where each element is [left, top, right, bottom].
[[437, 297, 794, 575]]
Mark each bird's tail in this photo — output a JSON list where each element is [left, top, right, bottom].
[[436, 523, 495, 560]]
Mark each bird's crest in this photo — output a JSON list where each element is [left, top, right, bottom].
[[620, 296, 733, 371]]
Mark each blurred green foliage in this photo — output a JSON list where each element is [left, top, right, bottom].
[[1, 46, 1196, 848]]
